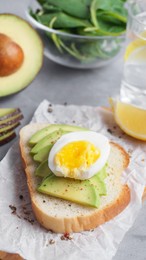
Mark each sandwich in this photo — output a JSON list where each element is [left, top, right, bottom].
[[19, 123, 130, 233]]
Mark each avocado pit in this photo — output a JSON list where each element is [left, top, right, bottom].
[[0, 33, 24, 77]]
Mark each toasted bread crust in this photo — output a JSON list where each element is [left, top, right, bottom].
[[30, 184, 130, 233], [19, 124, 131, 233]]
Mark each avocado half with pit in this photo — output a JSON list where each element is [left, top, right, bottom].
[[0, 14, 43, 97]]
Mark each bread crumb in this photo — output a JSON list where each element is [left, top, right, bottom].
[[48, 108, 53, 113], [60, 233, 73, 240], [128, 149, 133, 154]]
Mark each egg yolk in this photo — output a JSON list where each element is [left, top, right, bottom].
[[55, 141, 100, 177]]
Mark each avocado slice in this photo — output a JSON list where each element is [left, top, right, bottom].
[[89, 165, 107, 195], [38, 175, 100, 208], [29, 124, 87, 145], [31, 129, 71, 154], [0, 130, 16, 146], [89, 175, 106, 196], [0, 14, 43, 97], [35, 161, 107, 195], [0, 108, 21, 120], [0, 113, 23, 128], [35, 160, 53, 178], [33, 144, 53, 162], [0, 121, 20, 134], [97, 164, 108, 180]]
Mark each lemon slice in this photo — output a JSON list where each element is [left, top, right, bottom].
[[124, 38, 146, 61], [109, 99, 146, 140]]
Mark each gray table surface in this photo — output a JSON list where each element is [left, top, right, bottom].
[[0, 1, 146, 260]]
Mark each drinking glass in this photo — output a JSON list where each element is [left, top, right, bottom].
[[120, 0, 146, 108]]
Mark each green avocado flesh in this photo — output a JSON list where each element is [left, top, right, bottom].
[[30, 124, 108, 208], [35, 160, 53, 178], [0, 130, 16, 145], [29, 124, 87, 145], [33, 144, 53, 162], [0, 14, 43, 97], [89, 174, 106, 195], [0, 122, 20, 134], [36, 159, 106, 182], [0, 113, 23, 127], [31, 129, 71, 154], [36, 160, 107, 207], [0, 108, 16, 117], [38, 175, 100, 208]]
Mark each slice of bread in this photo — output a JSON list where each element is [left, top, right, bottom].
[[19, 124, 130, 233]]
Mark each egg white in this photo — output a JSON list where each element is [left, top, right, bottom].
[[48, 131, 110, 180]]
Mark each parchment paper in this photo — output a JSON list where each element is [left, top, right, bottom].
[[0, 99, 146, 260]]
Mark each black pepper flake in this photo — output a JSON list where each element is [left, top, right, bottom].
[[48, 108, 53, 113], [72, 120, 76, 123], [24, 217, 35, 225], [118, 136, 122, 139], [49, 239, 55, 245], [9, 205, 21, 219], [23, 210, 30, 215], [43, 200, 46, 203], [107, 128, 113, 134], [19, 195, 23, 200], [64, 102, 67, 106], [49, 103, 52, 107], [9, 205, 17, 214], [68, 204, 71, 207]]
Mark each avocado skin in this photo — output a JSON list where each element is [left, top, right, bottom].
[[38, 175, 100, 208], [0, 122, 20, 134], [0, 107, 23, 145], [0, 113, 23, 128], [0, 108, 21, 120], [0, 14, 43, 97], [0, 130, 16, 146], [29, 124, 88, 145], [0, 122, 20, 137]]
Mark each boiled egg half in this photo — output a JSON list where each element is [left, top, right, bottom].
[[48, 131, 110, 180]]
